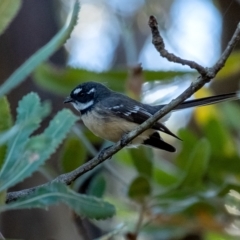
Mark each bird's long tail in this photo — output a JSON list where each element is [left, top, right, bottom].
[[173, 92, 239, 110]]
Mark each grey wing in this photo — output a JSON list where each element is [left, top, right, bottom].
[[101, 95, 180, 140]]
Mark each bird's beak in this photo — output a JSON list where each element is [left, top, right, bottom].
[[64, 96, 73, 103]]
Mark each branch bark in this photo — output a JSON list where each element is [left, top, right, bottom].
[[6, 17, 240, 203]]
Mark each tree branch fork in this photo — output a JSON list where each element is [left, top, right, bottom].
[[6, 17, 240, 203]]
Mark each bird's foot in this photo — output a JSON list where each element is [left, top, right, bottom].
[[98, 145, 113, 160]]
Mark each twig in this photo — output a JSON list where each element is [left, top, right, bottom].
[[6, 19, 240, 204], [148, 15, 207, 75]]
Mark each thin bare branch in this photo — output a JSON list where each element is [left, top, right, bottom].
[[148, 15, 207, 75]]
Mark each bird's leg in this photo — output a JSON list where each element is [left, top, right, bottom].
[[98, 145, 113, 160]]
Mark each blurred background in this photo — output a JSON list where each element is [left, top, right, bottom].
[[0, 0, 240, 239]]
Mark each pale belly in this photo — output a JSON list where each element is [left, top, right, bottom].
[[81, 111, 154, 144]]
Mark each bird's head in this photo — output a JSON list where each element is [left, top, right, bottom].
[[64, 81, 111, 114]]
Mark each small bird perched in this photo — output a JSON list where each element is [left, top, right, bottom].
[[64, 81, 239, 152]]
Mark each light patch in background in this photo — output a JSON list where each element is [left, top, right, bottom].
[[142, 76, 193, 130], [107, 0, 144, 16], [65, 2, 120, 71], [140, 0, 222, 70]]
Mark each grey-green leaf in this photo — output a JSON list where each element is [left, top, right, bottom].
[[87, 174, 106, 198], [0, 109, 78, 191], [0, 0, 80, 97], [0, 93, 50, 183], [1, 182, 116, 219], [0, 0, 22, 36]]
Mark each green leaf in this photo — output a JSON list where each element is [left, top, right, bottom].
[[203, 118, 234, 157], [130, 147, 153, 178], [0, 97, 12, 168], [0, 93, 50, 182], [0, 0, 80, 97], [216, 50, 240, 80], [0, 0, 22, 36], [217, 183, 240, 197], [128, 175, 151, 202], [61, 136, 86, 173], [0, 109, 78, 191], [178, 139, 211, 187], [1, 182, 115, 219], [153, 163, 180, 187], [175, 128, 198, 170], [221, 102, 240, 132], [87, 174, 106, 198], [33, 63, 195, 96]]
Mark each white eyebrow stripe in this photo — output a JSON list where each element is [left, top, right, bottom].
[[73, 88, 82, 95], [87, 88, 95, 94]]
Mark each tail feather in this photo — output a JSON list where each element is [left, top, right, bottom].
[[143, 132, 176, 152], [174, 92, 238, 110]]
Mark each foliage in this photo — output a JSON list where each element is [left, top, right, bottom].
[[0, 0, 116, 222], [0, 182, 115, 219], [0, 0, 240, 239], [0, 0, 22, 36], [0, 0, 79, 97]]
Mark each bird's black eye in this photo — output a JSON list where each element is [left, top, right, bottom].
[[78, 92, 84, 96]]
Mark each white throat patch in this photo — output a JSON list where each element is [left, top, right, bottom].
[[71, 100, 94, 112]]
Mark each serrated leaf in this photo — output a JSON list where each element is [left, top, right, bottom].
[[130, 147, 153, 178], [0, 124, 25, 146], [0, 93, 50, 181], [0, 97, 12, 168], [0, 0, 22, 36], [33, 63, 195, 96], [1, 182, 115, 219], [128, 175, 151, 202], [0, 0, 80, 97], [87, 174, 106, 198], [178, 139, 211, 187], [0, 109, 78, 191], [61, 136, 86, 173]]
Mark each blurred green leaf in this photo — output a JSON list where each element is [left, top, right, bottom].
[[33, 63, 194, 96], [0, 97, 12, 168], [0, 107, 78, 192], [221, 102, 240, 132], [87, 174, 106, 198], [1, 182, 115, 219], [175, 128, 198, 170], [61, 136, 86, 173], [0, 0, 22, 36], [178, 139, 210, 187], [129, 147, 153, 177], [203, 118, 235, 157], [115, 148, 133, 166], [217, 183, 240, 196], [0, 0, 80, 97], [153, 164, 180, 187], [128, 175, 151, 202], [216, 50, 240, 80], [206, 232, 237, 240]]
